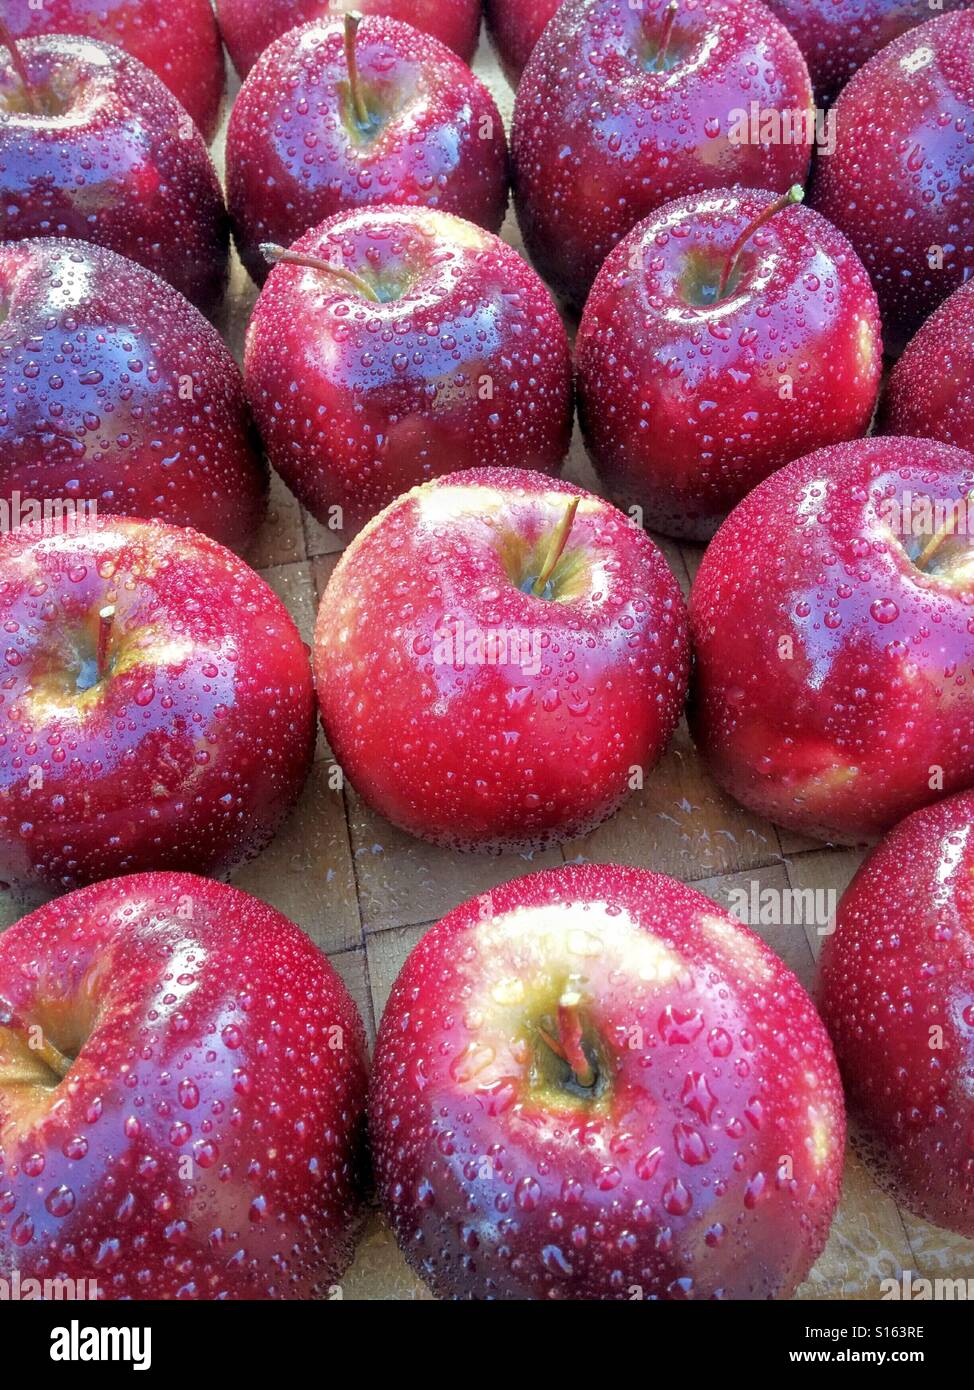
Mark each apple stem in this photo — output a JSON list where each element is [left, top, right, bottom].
[[96, 603, 115, 680], [261, 242, 381, 302], [344, 11, 372, 131], [532, 496, 580, 597], [0, 1000, 74, 1081], [539, 984, 595, 1089], [557, 989, 595, 1087], [914, 488, 974, 571], [651, 1, 679, 73], [716, 184, 804, 300], [0, 19, 40, 115]]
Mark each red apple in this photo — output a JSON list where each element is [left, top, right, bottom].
[[576, 186, 882, 540], [226, 14, 508, 287], [216, 0, 482, 78], [0, 872, 368, 1298], [485, 0, 562, 87], [0, 33, 229, 315], [3, 0, 226, 142], [244, 208, 573, 534], [512, 0, 814, 310], [811, 10, 974, 355], [690, 435, 974, 845], [0, 514, 315, 890], [764, 0, 972, 105], [370, 862, 846, 1300], [880, 276, 974, 454], [314, 467, 689, 854], [0, 238, 267, 553], [819, 789, 974, 1236]]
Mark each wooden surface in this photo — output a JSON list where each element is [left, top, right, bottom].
[[3, 26, 972, 1302]]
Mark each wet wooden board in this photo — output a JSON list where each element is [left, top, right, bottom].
[[1, 30, 970, 1303]]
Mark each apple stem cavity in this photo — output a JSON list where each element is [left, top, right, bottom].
[[650, 1, 680, 74], [260, 242, 381, 302], [532, 496, 580, 597], [96, 603, 115, 680], [0, 1000, 74, 1082], [0, 19, 40, 115], [344, 11, 373, 132], [717, 184, 805, 300]]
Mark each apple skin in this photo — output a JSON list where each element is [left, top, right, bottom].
[[370, 862, 845, 1300], [0, 872, 369, 1298], [216, 0, 482, 77], [226, 16, 509, 288], [0, 515, 315, 891], [512, 0, 814, 311], [484, 0, 562, 87], [244, 208, 573, 534], [819, 790, 974, 1236], [764, 0, 973, 105], [811, 11, 974, 356], [314, 468, 689, 854], [0, 239, 267, 553], [3, 0, 226, 142], [576, 187, 882, 541], [879, 278, 974, 455], [0, 35, 229, 315], [689, 435, 974, 846]]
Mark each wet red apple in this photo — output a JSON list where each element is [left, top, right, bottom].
[[512, 0, 814, 309], [226, 13, 508, 287], [244, 207, 573, 534], [812, 10, 974, 354], [764, 0, 972, 105], [217, 0, 482, 77], [485, 0, 562, 86], [0, 32, 229, 314], [880, 276, 974, 455], [690, 435, 974, 845], [370, 862, 846, 1299], [0, 238, 267, 552], [819, 789, 974, 1236], [0, 515, 315, 890], [576, 185, 882, 540], [3, 0, 226, 141], [314, 468, 689, 853], [0, 872, 369, 1298]]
